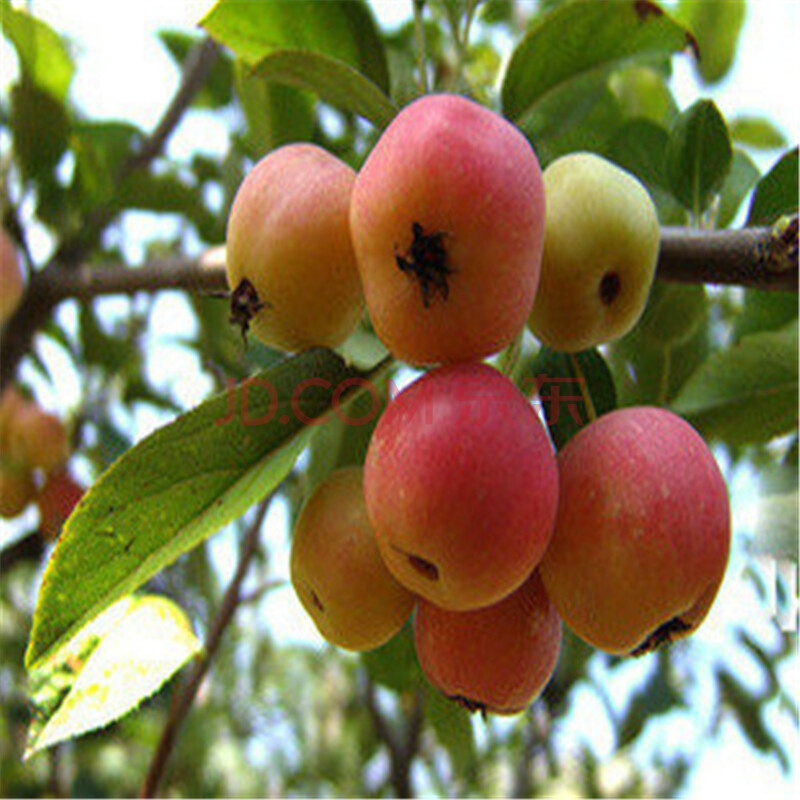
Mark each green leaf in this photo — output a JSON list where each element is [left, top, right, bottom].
[[666, 99, 732, 216], [672, 322, 798, 444], [730, 115, 788, 151], [158, 29, 234, 108], [116, 170, 199, 215], [250, 50, 397, 130], [1, 0, 75, 101], [71, 121, 143, 211], [747, 148, 799, 225], [608, 118, 670, 191], [25, 348, 383, 670], [733, 290, 798, 342], [636, 283, 708, 348], [675, 0, 746, 85], [609, 313, 711, 408], [617, 654, 685, 749], [501, 0, 695, 123], [306, 373, 389, 490], [606, 119, 686, 223], [78, 304, 137, 371], [234, 64, 315, 159], [529, 347, 617, 450], [717, 148, 760, 229], [609, 64, 678, 126], [10, 78, 70, 183], [717, 668, 790, 771], [25, 595, 200, 758], [424, 686, 477, 778], [201, 0, 389, 91], [519, 79, 625, 167], [361, 622, 421, 693]]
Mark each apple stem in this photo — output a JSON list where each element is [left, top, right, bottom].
[[657, 347, 673, 406], [412, 0, 430, 94], [568, 353, 598, 424], [496, 329, 525, 379]]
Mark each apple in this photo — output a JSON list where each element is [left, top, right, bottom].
[[290, 467, 416, 651], [539, 406, 730, 655], [364, 362, 559, 611], [528, 152, 660, 352], [350, 93, 546, 365], [226, 143, 364, 351], [414, 571, 562, 715]]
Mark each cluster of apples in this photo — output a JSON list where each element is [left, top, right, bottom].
[[1, 232, 84, 539], [225, 94, 730, 714], [0, 387, 84, 539]]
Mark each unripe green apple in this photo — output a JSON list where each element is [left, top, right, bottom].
[[290, 467, 416, 652], [0, 229, 24, 326], [528, 152, 660, 352], [350, 93, 546, 365], [226, 143, 364, 351], [364, 362, 559, 611], [539, 406, 730, 656], [414, 571, 562, 715]]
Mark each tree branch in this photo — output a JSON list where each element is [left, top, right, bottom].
[[0, 530, 46, 575], [139, 498, 271, 799], [56, 37, 221, 268], [657, 218, 798, 291], [364, 678, 425, 797], [2, 222, 797, 391], [124, 38, 220, 175], [0, 37, 220, 391]]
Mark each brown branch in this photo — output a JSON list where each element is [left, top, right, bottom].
[[364, 678, 424, 797], [2, 223, 796, 391], [56, 37, 221, 268], [0, 531, 46, 575], [0, 37, 220, 391], [42, 255, 228, 301], [124, 38, 221, 175], [139, 498, 271, 799], [657, 218, 798, 291]]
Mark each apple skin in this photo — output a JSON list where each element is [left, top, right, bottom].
[[0, 387, 27, 464], [364, 362, 559, 611], [539, 406, 730, 656], [9, 404, 70, 474], [350, 93, 546, 365], [414, 571, 562, 715], [37, 468, 85, 540], [226, 143, 364, 352], [0, 467, 36, 518], [528, 152, 660, 352], [290, 467, 416, 652], [0, 229, 24, 326]]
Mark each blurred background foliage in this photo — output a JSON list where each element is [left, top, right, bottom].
[[0, 0, 797, 797]]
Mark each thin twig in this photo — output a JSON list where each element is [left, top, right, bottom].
[[124, 38, 220, 175], [139, 497, 272, 799], [56, 37, 221, 268], [0, 37, 220, 390], [412, 0, 429, 94], [0, 530, 46, 575], [364, 677, 424, 797]]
